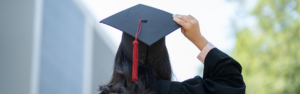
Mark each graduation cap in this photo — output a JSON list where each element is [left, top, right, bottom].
[[100, 4, 181, 81]]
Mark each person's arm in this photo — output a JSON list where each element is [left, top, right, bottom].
[[172, 14, 246, 94]]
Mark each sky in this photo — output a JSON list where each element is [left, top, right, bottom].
[[81, 0, 239, 81]]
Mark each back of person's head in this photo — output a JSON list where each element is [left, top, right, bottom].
[[100, 33, 172, 94]]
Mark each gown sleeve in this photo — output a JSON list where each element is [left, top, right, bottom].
[[170, 48, 246, 94]]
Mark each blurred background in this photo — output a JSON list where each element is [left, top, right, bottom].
[[0, 0, 299, 94]]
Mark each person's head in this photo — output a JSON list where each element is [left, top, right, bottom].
[[99, 4, 181, 94], [99, 33, 172, 94]]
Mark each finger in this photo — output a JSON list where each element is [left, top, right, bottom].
[[181, 27, 186, 34], [173, 17, 188, 27], [188, 15, 198, 24], [186, 15, 193, 20], [183, 16, 192, 23], [188, 15, 196, 20], [181, 28, 184, 34], [185, 15, 193, 20], [174, 14, 190, 24]]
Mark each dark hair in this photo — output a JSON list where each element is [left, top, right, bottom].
[[99, 44, 172, 94]]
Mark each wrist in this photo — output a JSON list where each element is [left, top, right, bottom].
[[193, 35, 208, 51]]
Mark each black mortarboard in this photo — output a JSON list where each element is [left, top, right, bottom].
[[100, 4, 181, 81]]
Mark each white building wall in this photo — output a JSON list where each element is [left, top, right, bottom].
[[0, 0, 36, 94], [0, 0, 115, 94]]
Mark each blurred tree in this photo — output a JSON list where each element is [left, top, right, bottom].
[[231, 0, 300, 93]]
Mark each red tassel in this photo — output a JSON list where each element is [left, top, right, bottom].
[[132, 19, 143, 81], [132, 40, 139, 81]]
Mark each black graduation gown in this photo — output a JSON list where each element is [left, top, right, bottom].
[[101, 48, 246, 94], [156, 48, 246, 94]]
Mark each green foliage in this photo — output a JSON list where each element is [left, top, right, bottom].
[[231, 0, 300, 93]]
